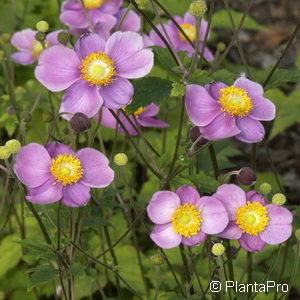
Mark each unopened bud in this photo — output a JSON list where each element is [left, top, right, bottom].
[[5, 139, 21, 154], [36, 21, 49, 33], [57, 31, 70, 45], [0, 146, 11, 160], [237, 167, 256, 186], [295, 229, 300, 241], [20, 111, 32, 122], [114, 153, 128, 166], [35, 32, 46, 42], [1, 33, 10, 43], [259, 183, 272, 195], [217, 42, 226, 52], [42, 112, 54, 123], [150, 253, 164, 266], [189, 127, 208, 146], [135, 0, 148, 10], [212, 243, 225, 256], [272, 193, 286, 205], [189, 0, 207, 18], [70, 112, 91, 133]]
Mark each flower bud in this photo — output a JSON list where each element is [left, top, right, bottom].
[[1, 33, 10, 43], [0, 146, 11, 160], [189, 127, 208, 146], [70, 112, 91, 133], [57, 31, 70, 46], [35, 32, 46, 42], [26, 80, 36, 88], [42, 111, 54, 123], [189, 0, 207, 18], [237, 167, 256, 186], [217, 42, 226, 52], [272, 193, 286, 206], [36, 21, 49, 33], [259, 183, 272, 195], [20, 111, 32, 122], [135, 0, 148, 10], [212, 243, 225, 256], [150, 253, 164, 266], [114, 153, 128, 166], [295, 229, 300, 241], [5, 139, 21, 154]]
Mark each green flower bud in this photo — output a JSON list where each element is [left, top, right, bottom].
[[5, 139, 21, 154], [57, 31, 70, 46], [189, 0, 207, 18], [272, 193, 286, 205], [114, 153, 128, 166], [42, 111, 54, 123], [36, 21, 49, 33], [26, 80, 36, 88], [212, 243, 225, 256], [35, 32, 46, 42], [150, 253, 164, 266], [1, 33, 10, 43], [135, 0, 148, 10], [259, 183, 272, 195], [295, 229, 300, 241], [20, 111, 32, 122], [217, 42, 226, 52], [0, 146, 11, 160]]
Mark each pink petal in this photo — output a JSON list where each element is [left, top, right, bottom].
[[218, 221, 242, 239], [97, 107, 117, 129], [175, 186, 201, 205], [147, 191, 180, 224], [197, 196, 229, 234], [182, 231, 206, 246], [61, 183, 91, 207], [235, 117, 265, 143], [76, 148, 114, 188], [13, 143, 52, 188], [35, 45, 81, 92], [234, 77, 264, 99], [140, 104, 159, 117], [150, 223, 182, 249], [116, 9, 141, 32], [213, 184, 246, 220], [185, 84, 221, 127], [26, 179, 63, 205], [249, 97, 276, 121], [46, 142, 75, 158], [205, 82, 227, 100], [60, 9, 87, 28], [239, 234, 265, 252], [11, 52, 35, 65], [11, 29, 36, 51], [137, 117, 168, 128], [59, 80, 103, 119], [246, 190, 266, 205]]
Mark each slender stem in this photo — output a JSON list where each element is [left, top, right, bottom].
[[116, 4, 132, 31], [208, 144, 219, 179], [154, 265, 160, 300], [247, 252, 253, 300]]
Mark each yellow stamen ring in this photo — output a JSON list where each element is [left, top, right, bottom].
[[171, 203, 202, 238], [179, 23, 196, 42], [133, 107, 146, 117], [80, 52, 116, 86], [50, 154, 83, 186], [83, 0, 104, 9], [236, 201, 269, 235], [218, 86, 253, 117]]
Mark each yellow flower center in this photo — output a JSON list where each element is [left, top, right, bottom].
[[80, 52, 116, 86], [171, 203, 202, 238], [31, 41, 44, 59], [179, 24, 196, 42], [218, 86, 253, 117], [236, 201, 269, 235], [133, 107, 146, 117], [50, 154, 83, 186], [83, 0, 105, 9]]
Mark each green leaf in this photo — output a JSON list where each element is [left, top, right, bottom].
[[28, 265, 58, 290], [69, 263, 86, 277], [264, 69, 300, 89], [189, 69, 213, 85], [211, 9, 265, 31], [126, 77, 172, 113], [82, 215, 112, 227], [211, 69, 239, 85]]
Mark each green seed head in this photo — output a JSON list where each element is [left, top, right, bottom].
[[114, 153, 128, 166], [0, 146, 11, 160], [189, 0, 207, 18], [259, 183, 272, 195], [5, 139, 21, 154], [150, 253, 164, 266], [272, 193, 286, 205], [36, 20, 49, 32], [212, 243, 225, 256]]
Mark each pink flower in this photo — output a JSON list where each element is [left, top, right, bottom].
[[13, 142, 114, 207], [214, 184, 293, 252], [185, 78, 276, 143], [147, 186, 229, 249]]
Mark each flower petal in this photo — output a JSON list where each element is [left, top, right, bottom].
[[246, 190, 266, 205], [14, 143, 52, 188], [150, 223, 182, 249], [116, 9, 141, 32], [185, 84, 222, 127], [59, 80, 103, 119], [46, 142, 75, 158], [200, 113, 241, 141], [205, 82, 227, 100], [11, 52, 35, 65], [60, 9, 87, 28], [147, 191, 180, 224], [140, 104, 159, 117], [100, 76, 133, 109], [197, 196, 229, 234], [213, 184, 246, 220], [26, 178, 63, 204], [234, 77, 264, 99], [182, 231, 206, 246], [218, 221, 242, 239], [61, 183, 91, 207], [175, 186, 201, 205], [239, 234, 265, 252], [35, 45, 81, 92], [11, 29, 36, 51], [76, 148, 114, 188], [137, 117, 168, 128], [249, 97, 276, 121], [97, 107, 117, 129], [235, 117, 265, 143], [74, 33, 105, 60]]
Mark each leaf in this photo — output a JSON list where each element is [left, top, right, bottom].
[[82, 215, 112, 227], [28, 265, 58, 290], [69, 263, 86, 277], [179, 172, 220, 193], [189, 69, 213, 85], [264, 69, 300, 89], [211, 69, 239, 85], [211, 9, 265, 31], [126, 77, 172, 113]]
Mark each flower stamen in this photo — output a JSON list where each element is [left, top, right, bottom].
[[83, 0, 105, 9], [179, 24, 196, 42]]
